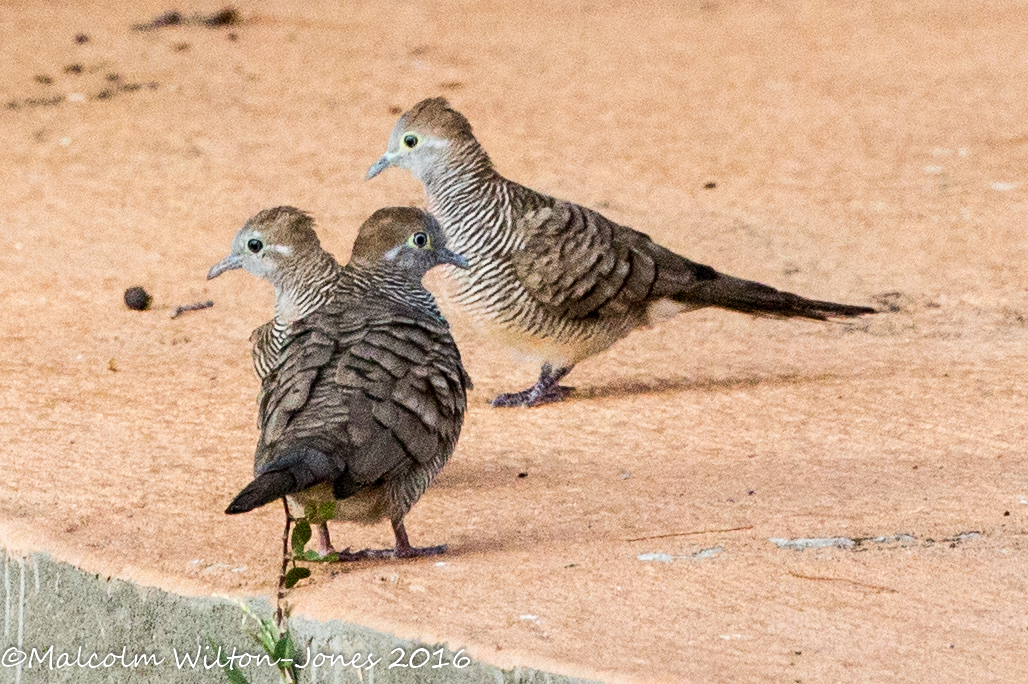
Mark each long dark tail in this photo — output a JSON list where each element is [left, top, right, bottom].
[[646, 242, 876, 321], [226, 472, 302, 514], [682, 272, 876, 321], [225, 447, 336, 514]]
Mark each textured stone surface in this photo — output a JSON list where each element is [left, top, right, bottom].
[[0, 549, 597, 684]]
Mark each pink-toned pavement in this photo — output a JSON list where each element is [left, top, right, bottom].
[[1, 2, 1026, 681]]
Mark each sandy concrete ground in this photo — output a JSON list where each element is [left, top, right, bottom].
[[1, 1, 1026, 681]]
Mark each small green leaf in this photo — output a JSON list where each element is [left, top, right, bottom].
[[271, 632, 294, 662], [207, 638, 252, 684], [284, 567, 311, 589], [301, 550, 322, 562], [291, 519, 311, 553]]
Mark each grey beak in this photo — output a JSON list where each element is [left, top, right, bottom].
[[207, 254, 244, 280], [438, 248, 469, 270], [365, 153, 393, 180]]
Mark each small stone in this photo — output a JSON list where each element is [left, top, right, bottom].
[[151, 11, 182, 27], [203, 8, 241, 27], [638, 552, 675, 563], [124, 286, 152, 311]]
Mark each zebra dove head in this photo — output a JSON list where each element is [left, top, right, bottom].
[[366, 97, 478, 182], [207, 206, 324, 285], [349, 207, 468, 275]]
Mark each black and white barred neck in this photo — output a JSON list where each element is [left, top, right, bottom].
[[420, 139, 613, 350], [347, 260, 447, 323], [274, 251, 345, 324], [423, 140, 514, 256], [254, 253, 346, 379]]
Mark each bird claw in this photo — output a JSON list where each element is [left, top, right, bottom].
[[491, 384, 574, 408]]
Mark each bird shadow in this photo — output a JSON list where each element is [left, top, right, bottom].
[[569, 371, 847, 402]]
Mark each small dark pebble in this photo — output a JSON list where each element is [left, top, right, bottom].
[[174, 42, 190, 51], [518, 472, 528, 478], [124, 286, 152, 311], [203, 8, 241, 27], [135, 7, 239, 31], [34, 75, 53, 85], [118, 82, 142, 92], [106, 73, 121, 82], [65, 64, 83, 75], [75, 33, 90, 44], [142, 10, 182, 29], [704, 182, 717, 189], [389, 105, 403, 115], [94, 89, 114, 100], [227, 32, 238, 41], [748, 490, 755, 495], [1005, 511, 1010, 516]]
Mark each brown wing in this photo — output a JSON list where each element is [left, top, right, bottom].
[[512, 201, 718, 320], [254, 302, 470, 499]]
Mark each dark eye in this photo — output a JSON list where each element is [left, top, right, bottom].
[[403, 134, 419, 149], [412, 232, 428, 248], [247, 239, 263, 253]]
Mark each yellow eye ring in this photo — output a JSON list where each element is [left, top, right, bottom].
[[408, 231, 430, 249]]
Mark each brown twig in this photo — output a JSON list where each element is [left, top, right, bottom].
[[788, 571, 898, 594], [625, 525, 753, 543], [170, 300, 214, 319]]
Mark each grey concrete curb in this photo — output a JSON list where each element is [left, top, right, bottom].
[[1, 548, 604, 684]]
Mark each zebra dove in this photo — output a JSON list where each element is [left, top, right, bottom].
[[367, 98, 876, 407], [208, 206, 472, 559]]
